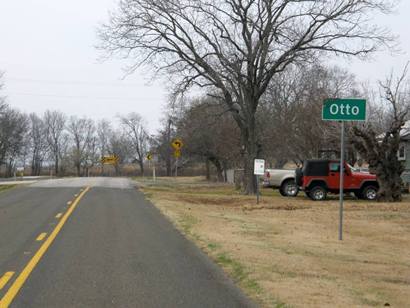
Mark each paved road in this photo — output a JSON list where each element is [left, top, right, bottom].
[[0, 178, 254, 307]]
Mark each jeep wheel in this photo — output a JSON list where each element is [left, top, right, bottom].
[[362, 185, 378, 201], [309, 186, 327, 201], [280, 180, 299, 197]]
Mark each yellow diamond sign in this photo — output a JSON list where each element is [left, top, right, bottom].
[[171, 139, 183, 150]]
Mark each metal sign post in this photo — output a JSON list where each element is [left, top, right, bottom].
[[171, 139, 183, 177], [254, 159, 265, 205], [256, 175, 260, 204], [153, 160, 156, 182], [146, 153, 156, 182], [339, 121, 345, 241], [322, 98, 366, 241]]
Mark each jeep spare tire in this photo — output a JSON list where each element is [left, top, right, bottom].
[[295, 168, 303, 186]]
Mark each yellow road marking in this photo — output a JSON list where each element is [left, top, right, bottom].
[[35, 233, 47, 242], [0, 272, 14, 290], [0, 187, 90, 307], [55, 213, 63, 219]]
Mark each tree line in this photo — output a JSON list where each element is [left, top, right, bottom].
[[0, 79, 151, 178], [175, 62, 409, 199], [1, 60, 409, 200]]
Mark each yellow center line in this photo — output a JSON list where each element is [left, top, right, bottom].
[[35, 233, 47, 242], [55, 213, 63, 219], [0, 186, 91, 308], [0, 272, 14, 290]]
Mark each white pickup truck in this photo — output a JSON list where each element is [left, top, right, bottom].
[[263, 169, 299, 197]]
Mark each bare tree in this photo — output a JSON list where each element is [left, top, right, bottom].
[[152, 116, 175, 176], [109, 131, 132, 176], [83, 134, 100, 176], [100, 0, 395, 193], [67, 116, 95, 177], [0, 109, 27, 177], [44, 110, 66, 176], [350, 64, 410, 202], [178, 97, 241, 181], [97, 119, 112, 175], [119, 113, 149, 176], [28, 113, 48, 176]]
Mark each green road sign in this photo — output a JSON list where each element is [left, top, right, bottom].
[[322, 98, 366, 121]]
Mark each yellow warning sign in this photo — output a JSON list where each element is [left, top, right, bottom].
[[101, 155, 119, 165], [171, 139, 183, 150]]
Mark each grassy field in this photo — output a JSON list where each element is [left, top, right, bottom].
[[135, 177, 410, 308]]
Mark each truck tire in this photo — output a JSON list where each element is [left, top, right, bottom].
[[361, 185, 378, 200], [309, 186, 327, 201], [279, 179, 299, 197]]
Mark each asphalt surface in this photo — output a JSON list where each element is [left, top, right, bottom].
[[0, 178, 254, 308]]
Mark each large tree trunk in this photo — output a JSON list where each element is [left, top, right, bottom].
[[54, 153, 59, 176], [228, 96, 260, 194], [205, 158, 211, 181], [370, 152, 404, 202], [76, 162, 81, 177], [242, 128, 259, 194], [139, 160, 144, 177], [223, 161, 228, 183], [351, 126, 404, 202], [166, 156, 172, 177], [378, 172, 403, 202], [209, 156, 224, 182], [31, 157, 37, 176], [32, 155, 42, 176]]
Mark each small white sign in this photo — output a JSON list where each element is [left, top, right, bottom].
[[254, 159, 265, 175]]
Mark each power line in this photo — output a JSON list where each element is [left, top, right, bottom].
[[8, 92, 143, 102], [6, 77, 144, 88]]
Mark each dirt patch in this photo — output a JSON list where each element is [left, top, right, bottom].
[[136, 177, 410, 308], [243, 203, 312, 211], [171, 194, 247, 207]]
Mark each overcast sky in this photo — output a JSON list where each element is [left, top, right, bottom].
[[0, 0, 409, 133]]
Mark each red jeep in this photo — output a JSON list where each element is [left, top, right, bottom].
[[295, 160, 378, 201]]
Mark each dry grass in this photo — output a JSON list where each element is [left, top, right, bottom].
[[136, 177, 410, 308], [0, 184, 16, 193]]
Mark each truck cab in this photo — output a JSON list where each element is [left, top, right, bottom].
[[296, 160, 378, 201]]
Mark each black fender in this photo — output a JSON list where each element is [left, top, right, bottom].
[[305, 179, 328, 191], [359, 180, 379, 191]]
